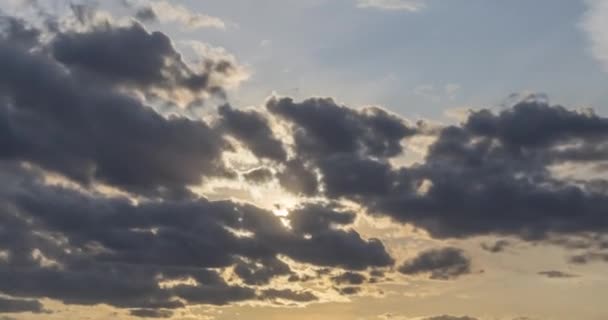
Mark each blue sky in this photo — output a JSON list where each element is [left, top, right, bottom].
[[164, 0, 608, 119]]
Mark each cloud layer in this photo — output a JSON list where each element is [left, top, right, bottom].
[[0, 3, 607, 318]]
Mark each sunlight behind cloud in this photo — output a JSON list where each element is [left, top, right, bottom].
[[0, 1, 607, 319]]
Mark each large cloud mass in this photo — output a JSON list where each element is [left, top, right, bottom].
[[0, 14, 393, 317], [1, 3, 608, 318]]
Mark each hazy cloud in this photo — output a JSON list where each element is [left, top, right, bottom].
[[136, 1, 226, 30], [481, 240, 511, 253], [538, 270, 579, 279], [582, 0, 608, 71]]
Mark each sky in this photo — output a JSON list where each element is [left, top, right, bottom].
[[0, 0, 607, 320]]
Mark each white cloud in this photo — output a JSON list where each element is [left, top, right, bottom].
[[582, 0, 608, 71], [356, 0, 427, 12], [142, 1, 226, 29]]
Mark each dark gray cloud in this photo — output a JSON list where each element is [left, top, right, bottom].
[[569, 251, 608, 264], [0, 16, 40, 48], [465, 102, 608, 152], [218, 104, 287, 161], [130, 309, 173, 318], [331, 272, 366, 285], [267, 97, 416, 160], [361, 101, 608, 243], [318, 154, 394, 198], [538, 270, 579, 279], [288, 204, 355, 235], [259, 289, 317, 303], [51, 22, 233, 103], [277, 160, 319, 196], [336, 286, 361, 295], [0, 297, 45, 314], [2, 4, 608, 317], [0, 17, 396, 314], [134, 7, 158, 22], [278, 204, 393, 270], [267, 97, 418, 197], [398, 247, 472, 280], [264, 97, 608, 246], [481, 239, 511, 253], [0, 161, 392, 310], [0, 21, 231, 197], [547, 234, 608, 251], [233, 257, 291, 285]]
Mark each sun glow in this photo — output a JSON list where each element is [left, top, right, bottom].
[[272, 207, 290, 217]]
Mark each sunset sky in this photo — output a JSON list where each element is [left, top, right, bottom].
[[0, 1, 607, 319]]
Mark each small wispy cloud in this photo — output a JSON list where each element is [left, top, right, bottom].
[[136, 0, 226, 30], [538, 270, 579, 279], [356, 0, 427, 12], [581, 0, 608, 71]]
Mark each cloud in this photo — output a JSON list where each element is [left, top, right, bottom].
[[262, 96, 608, 247], [481, 239, 511, 253], [51, 22, 236, 105], [363, 101, 608, 241], [277, 160, 320, 196], [243, 167, 274, 183], [356, 0, 427, 12], [398, 247, 472, 280], [337, 286, 361, 295], [264, 97, 608, 252], [130, 309, 173, 318], [134, 1, 225, 30], [0, 24, 231, 197], [218, 104, 287, 162], [0, 163, 393, 310], [0, 15, 396, 314], [0, 16, 40, 47], [259, 289, 317, 303], [233, 257, 291, 285], [267, 97, 417, 160], [0, 296, 46, 314], [134, 6, 157, 22], [283, 204, 394, 269], [267, 97, 418, 197], [2, 4, 608, 318], [569, 251, 608, 264], [582, 0, 608, 71], [538, 270, 579, 279], [331, 272, 367, 285]]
